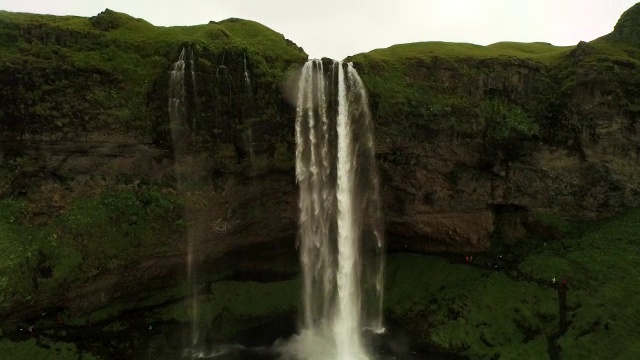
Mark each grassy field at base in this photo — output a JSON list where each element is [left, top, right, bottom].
[[0, 338, 99, 360], [386, 207, 640, 359]]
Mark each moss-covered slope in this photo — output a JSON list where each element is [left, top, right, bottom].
[[0, 8, 305, 321], [0, 9, 306, 143], [609, 2, 640, 46], [348, 31, 640, 147], [386, 204, 640, 359], [345, 6, 640, 255]]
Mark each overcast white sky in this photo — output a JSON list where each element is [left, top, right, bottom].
[[0, 0, 637, 59]]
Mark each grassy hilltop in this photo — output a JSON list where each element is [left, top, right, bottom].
[[348, 6, 640, 150], [0, 7, 306, 326], [0, 9, 306, 140]]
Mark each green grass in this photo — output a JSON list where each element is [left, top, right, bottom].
[[0, 338, 100, 360], [587, 38, 640, 66], [150, 278, 300, 340], [387, 206, 640, 359], [155, 279, 299, 322], [352, 41, 572, 66], [0, 186, 183, 316], [0, 9, 306, 140], [346, 20, 640, 147], [346, 41, 569, 142], [519, 209, 640, 359], [0, 198, 51, 312], [0, 10, 302, 62], [385, 255, 556, 359]]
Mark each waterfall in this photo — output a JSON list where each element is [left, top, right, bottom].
[[285, 59, 385, 359], [243, 52, 251, 89], [169, 48, 186, 147], [242, 52, 256, 172], [190, 48, 197, 130], [168, 47, 200, 348]]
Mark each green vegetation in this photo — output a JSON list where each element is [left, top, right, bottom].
[[0, 9, 306, 142], [386, 206, 640, 359], [0, 338, 99, 360], [519, 208, 640, 359], [0, 186, 182, 314], [609, 3, 640, 47], [153, 278, 299, 340], [0, 6, 307, 317], [348, 42, 558, 145], [385, 255, 556, 359], [348, 17, 640, 164], [0, 277, 299, 359], [355, 41, 572, 65]]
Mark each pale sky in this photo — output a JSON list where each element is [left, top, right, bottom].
[[0, 0, 637, 59]]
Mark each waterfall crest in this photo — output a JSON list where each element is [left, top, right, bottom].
[[285, 59, 385, 360]]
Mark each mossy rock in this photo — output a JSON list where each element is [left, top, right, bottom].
[[89, 9, 143, 31], [0, 9, 307, 145], [612, 3, 640, 47]]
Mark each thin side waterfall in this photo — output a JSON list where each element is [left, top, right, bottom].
[[190, 48, 197, 130], [283, 59, 385, 360], [168, 47, 200, 349], [242, 52, 255, 171], [243, 52, 251, 89], [169, 48, 186, 150]]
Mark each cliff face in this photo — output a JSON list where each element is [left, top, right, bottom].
[[2, 6, 640, 323], [0, 9, 305, 320], [349, 24, 640, 253]]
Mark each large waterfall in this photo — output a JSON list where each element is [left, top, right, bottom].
[[169, 51, 384, 359], [285, 59, 385, 360]]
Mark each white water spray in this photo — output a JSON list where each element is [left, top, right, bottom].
[[284, 59, 385, 360]]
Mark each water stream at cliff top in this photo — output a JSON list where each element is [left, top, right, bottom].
[[279, 59, 385, 360]]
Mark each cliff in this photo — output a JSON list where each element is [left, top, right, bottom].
[[0, 9, 306, 321], [1, 4, 640, 352], [349, 18, 640, 254]]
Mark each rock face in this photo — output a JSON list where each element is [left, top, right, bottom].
[[611, 2, 640, 46], [349, 22, 640, 253], [0, 10, 305, 320], [2, 5, 640, 322]]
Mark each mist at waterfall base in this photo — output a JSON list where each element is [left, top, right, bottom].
[[168, 52, 450, 359]]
